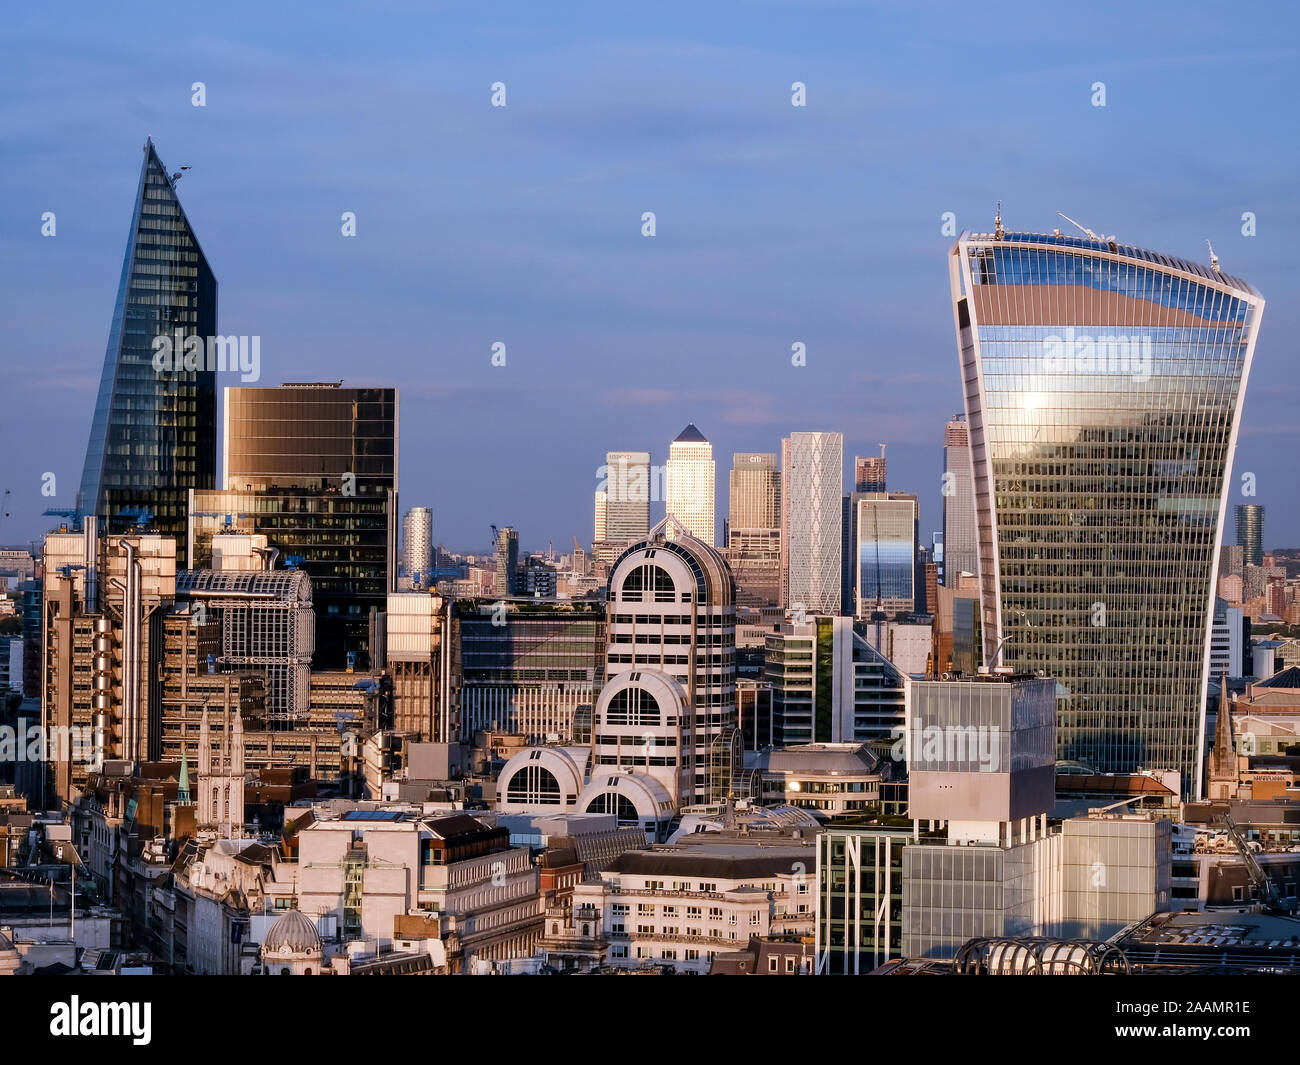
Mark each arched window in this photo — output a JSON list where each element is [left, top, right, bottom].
[[619, 564, 675, 603], [280, 967, 291, 976], [582, 924, 590, 937], [585, 791, 641, 827], [551, 923, 559, 935], [605, 686, 661, 727], [505, 764, 563, 805]]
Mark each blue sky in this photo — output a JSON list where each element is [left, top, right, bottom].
[[1, 0, 1297, 556]]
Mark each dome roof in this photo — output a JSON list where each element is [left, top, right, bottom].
[[263, 909, 321, 955]]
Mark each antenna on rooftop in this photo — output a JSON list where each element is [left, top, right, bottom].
[[994, 201, 1004, 240], [1206, 239, 1220, 272]]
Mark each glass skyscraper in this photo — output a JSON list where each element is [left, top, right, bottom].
[[78, 139, 217, 555], [782, 432, 842, 615], [192, 383, 397, 670], [855, 494, 916, 616], [1235, 503, 1265, 568], [950, 227, 1265, 795]]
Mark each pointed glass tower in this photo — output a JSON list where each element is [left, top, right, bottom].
[[78, 139, 217, 557]]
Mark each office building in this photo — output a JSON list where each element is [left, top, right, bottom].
[[815, 826, 911, 974], [764, 616, 906, 746], [593, 490, 607, 544], [727, 453, 782, 609], [174, 563, 314, 725], [901, 673, 1171, 959], [402, 507, 433, 589], [665, 424, 715, 544], [385, 592, 449, 741], [496, 518, 739, 835], [942, 416, 977, 583], [569, 818, 816, 972], [951, 225, 1265, 793], [783, 432, 843, 615], [854, 493, 917, 616], [41, 524, 178, 803], [1237, 503, 1265, 568], [192, 382, 398, 670], [599, 518, 738, 806], [729, 452, 780, 530], [78, 140, 217, 559], [1210, 599, 1246, 679], [295, 811, 540, 970], [601, 451, 652, 544], [456, 601, 605, 742]]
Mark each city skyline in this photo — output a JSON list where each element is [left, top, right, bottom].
[[4, 1, 1300, 1002], [3, 3, 1295, 557]]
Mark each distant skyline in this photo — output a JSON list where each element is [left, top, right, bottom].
[[2, 2, 1297, 556]]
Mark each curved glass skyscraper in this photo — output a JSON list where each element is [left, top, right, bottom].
[[949, 228, 1265, 795]]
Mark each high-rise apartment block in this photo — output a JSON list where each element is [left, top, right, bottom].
[[494, 526, 520, 597], [854, 447, 887, 493], [1236, 503, 1265, 568], [402, 507, 433, 589]]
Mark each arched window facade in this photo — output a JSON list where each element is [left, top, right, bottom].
[[505, 764, 563, 805], [584, 791, 641, 827], [619, 564, 676, 603], [603, 686, 661, 727]]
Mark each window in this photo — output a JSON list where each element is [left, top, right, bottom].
[[685, 949, 699, 961], [619, 564, 675, 603], [768, 957, 779, 973], [505, 764, 562, 805], [749, 912, 760, 926], [604, 686, 662, 727], [785, 956, 796, 973]]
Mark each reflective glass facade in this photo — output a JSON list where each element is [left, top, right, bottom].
[[79, 140, 217, 555], [950, 232, 1265, 794], [856, 495, 915, 614], [194, 383, 398, 670], [457, 606, 606, 742]]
